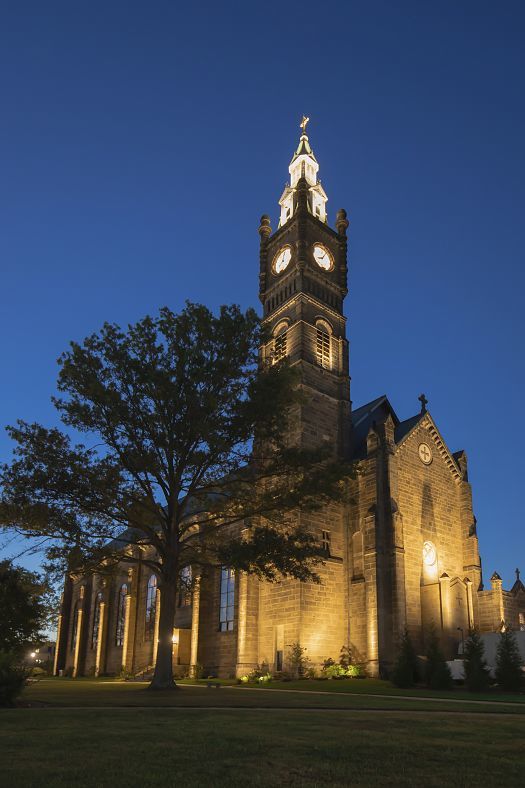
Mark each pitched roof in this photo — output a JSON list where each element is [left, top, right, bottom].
[[394, 413, 424, 444], [291, 133, 318, 163], [351, 395, 397, 459]]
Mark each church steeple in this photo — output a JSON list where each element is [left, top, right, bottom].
[[278, 117, 328, 227], [258, 121, 351, 459]]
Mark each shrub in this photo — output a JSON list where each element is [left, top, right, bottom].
[[463, 631, 491, 692], [324, 663, 346, 679], [391, 630, 418, 688], [495, 630, 524, 692], [425, 628, 453, 690], [0, 651, 28, 707], [287, 642, 311, 679], [339, 645, 352, 669]]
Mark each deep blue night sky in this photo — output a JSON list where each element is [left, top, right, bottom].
[[1, 1, 524, 587]]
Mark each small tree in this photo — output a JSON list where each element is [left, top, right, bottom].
[[391, 630, 418, 688], [339, 645, 352, 670], [287, 642, 310, 679], [463, 631, 491, 692], [495, 629, 524, 692], [425, 627, 453, 690]]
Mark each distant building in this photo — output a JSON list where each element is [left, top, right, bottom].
[[54, 124, 525, 679]]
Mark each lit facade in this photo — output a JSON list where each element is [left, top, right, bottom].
[[54, 126, 525, 679]]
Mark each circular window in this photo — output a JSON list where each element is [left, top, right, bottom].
[[418, 443, 432, 465]]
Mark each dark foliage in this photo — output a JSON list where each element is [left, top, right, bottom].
[[1, 303, 355, 689], [463, 631, 491, 692], [495, 630, 524, 692], [0, 560, 55, 655], [425, 627, 453, 690], [0, 651, 29, 707], [391, 630, 419, 688]]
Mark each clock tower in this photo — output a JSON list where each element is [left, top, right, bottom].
[[258, 119, 351, 458]]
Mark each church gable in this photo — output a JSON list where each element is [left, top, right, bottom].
[[394, 411, 462, 484]]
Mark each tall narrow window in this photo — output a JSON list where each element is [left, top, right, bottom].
[[145, 574, 157, 640], [91, 592, 102, 650], [519, 612, 525, 632], [322, 530, 331, 555], [219, 567, 235, 632], [71, 601, 79, 652], [178, 566, 192, 607], [273, 329, 288, 363], [316, 324, 331, 369], [115, 583, 128, 647]]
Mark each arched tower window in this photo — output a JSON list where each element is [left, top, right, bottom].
[[315, 319, 332, 369], [91, 591, 103, 650], [115, 583, 128, 647], [273, 322, 289, 364], [145, 574, 157, 641]]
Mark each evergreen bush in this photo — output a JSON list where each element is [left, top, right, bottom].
[[0, 651, 28, 707], [425, 628, 453, 690], [463, 631, 491, 692], [391, 630, 418, 688], [495, 629, 524, 692]]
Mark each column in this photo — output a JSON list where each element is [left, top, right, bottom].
[[72, 608, 84, 678], [152, 587, 161, 666], [190, 575, 201, 677], [53, 614, 64, 677], [53, 575, 73, 676], [95, 601, 107, 677]]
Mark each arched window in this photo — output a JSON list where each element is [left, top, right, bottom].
[[178, 566, 192, 607], [145, 575, 157, 640], [115, 583, 128, 647], [91, 591, 103, 650], [315, 320, 331, 369], [273, 322, 288, 364], [71, 601, 79, 652], [219, 567, 235, 632]]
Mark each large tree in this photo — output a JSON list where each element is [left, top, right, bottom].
[[0, 303, 353, 689]]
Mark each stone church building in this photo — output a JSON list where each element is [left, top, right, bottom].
[[54, 124, 524, 679]]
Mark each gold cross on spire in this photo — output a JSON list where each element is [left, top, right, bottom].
[[300, 115, 310, 134]]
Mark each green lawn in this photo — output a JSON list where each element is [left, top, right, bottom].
[[1, 707, 525, 787], [16, 677, 525, 713], [184, 676, 525, 705], [1, 679, 524, 787]]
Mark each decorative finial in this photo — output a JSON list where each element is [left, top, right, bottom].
[[418, 393, 428, 414], [300, 115, 310, 135], [516, 568, 521, 582]]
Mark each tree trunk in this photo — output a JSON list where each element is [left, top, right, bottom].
[[148, 579, 177, 690]]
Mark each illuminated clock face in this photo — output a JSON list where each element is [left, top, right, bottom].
[[313, 244, 333, 271], [273, 246, 292, 274]]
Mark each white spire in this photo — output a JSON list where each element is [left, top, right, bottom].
[[278, 117, 328, 227]]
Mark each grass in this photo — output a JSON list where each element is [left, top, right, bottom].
[[238, 677, 525, 703], [16, 677, 525, 713], [1, 679, 524, 786], [1, 706, 525, 786]]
